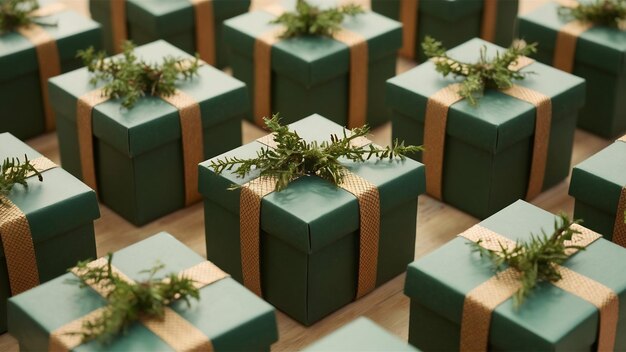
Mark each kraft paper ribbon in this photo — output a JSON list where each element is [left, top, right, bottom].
[[109, 0, 127, 54], [553, 0, 593, 73], [611, 136, 626, 248], [239, 132, 380, 298], [459, 223, 619, 352], [48, 258, 229, 351], [424, 57, 551, 201], [0, 156, 57, 296]]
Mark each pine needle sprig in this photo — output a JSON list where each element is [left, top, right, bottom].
[[422, 36, 538, 105], [210, 114, 423, 191], [0, 0, 57, 34], [469, 214, 585, 309], [558, 0, 626, 30], [270, 0, 364, 38], [67, 254, 200, 345], [77, 41, 202, 109], [0, 155, 42, 203]]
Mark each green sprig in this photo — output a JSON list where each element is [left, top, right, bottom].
[[0, 155, 42, 203], [0, 0, 57, 34], [270, 0, 364, 38], [558, 0, 626, 29]]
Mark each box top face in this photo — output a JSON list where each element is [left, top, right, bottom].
[[570, 140, 626, 216], [224, 4, 402, 86], [405, 200, 626, 350], [8, 232, 278, 351], [0, 133, 100, 254], [387, 38, 586, 153], [48, 40, 248, 157], [519, 1, 626, 75], [303, 317, 418, 351], [199, 114, 425, 253]]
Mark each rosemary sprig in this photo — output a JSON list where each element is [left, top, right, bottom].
[[77, 41, 202, 109], [270, 0, 364, 38], [469, 214, 585, 308], [0, 0, 57, 34], [0, 155, 42, 203], [558, 0, 626, 30], [210, 114, 423, 191], [422, 36, 538, 105], [68, 254, 199, 345]]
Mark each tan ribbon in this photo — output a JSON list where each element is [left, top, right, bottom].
[[480, 0, 498, 43], [0, 156, 57, 296], [553, 0, 593, 73], [333, 29, 369, 129], [189, 0, 216, 66], [459, 224, 618, 352], [49, 258, 228, 351], [110, 0, 127, 54], [611, 137, 626, 248]]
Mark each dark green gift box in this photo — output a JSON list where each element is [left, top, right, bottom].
[[224, 2, 401, 127], [371, 0, 518, 61], [199, 114, 425, 326], [0, 1, 101, 140], [519, 2, 626, 138], [0, 132, 99, 334], [387, 38, 585, 219], [8, 232, 279, 351], [49, 40, 247, 226], [89, 0, 250, 68], [404, 200, 626, 351]]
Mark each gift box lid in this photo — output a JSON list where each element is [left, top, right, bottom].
[[519, 1, 626, 75], [404, 200, 626, 350], [224, 1, 402, 87], [0, 0, 101, 82], [7, 232, 279, 351], [199, 114, 425, 253], [569, 140, 626, 216], [48, 40, 248, 158], [386, 38, 586, 154], [0, 133, 100, 258], [303, 317, 418, 351]]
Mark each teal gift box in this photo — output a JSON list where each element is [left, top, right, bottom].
[[224, 0, 402, 128], [0, 0, 101, 140], [404, 200, 626, 350], [199, 114, 425, 325], [49, 40, 247, 226], [0, 132, 99, 333], [7, 232, 279, 351], [387, 38, 585, 219], [89, 0, 250, 68], [519, 2, 626, 138], [303, 317, 418, 351]]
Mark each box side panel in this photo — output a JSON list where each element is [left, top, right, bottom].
[[573, 200, 616, 242], [0, 73, 44, 140]]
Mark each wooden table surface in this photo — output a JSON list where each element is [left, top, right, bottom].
[[1, 0, 607, 350]]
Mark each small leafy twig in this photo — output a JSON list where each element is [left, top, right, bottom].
[[0, 0, 57, 34], [558, 0, 626, 30], [270, 0, 364, 38], [0, 155, 42, 203], [77, 41, 202, 109], [210, 114, 423, 191], [422, 36, 538, 105]]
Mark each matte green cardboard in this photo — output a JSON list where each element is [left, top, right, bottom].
[[371, 0, 519, 61], [387, 38, 586, 219], [199, 114, 425, 325], [49, 40, 247, 226], [0, 132, 99, 334], [224, 1, 402, 128], [404, 200, 626, 351], [519, 2, 626, 138], [0, 2, 101, 140], [8, 232, 279, 351]]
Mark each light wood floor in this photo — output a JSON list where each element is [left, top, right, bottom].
[[1, 0, 605, 350]]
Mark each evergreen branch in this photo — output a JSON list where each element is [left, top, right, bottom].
[[270, 0, 364, 38], [210, 114, 423, 191], [0, 0, 57, 34], [0, 155, 43, 203], [422, 36, 538, 105], [558, 0, 626, 29], [77, 41, 202, 109]]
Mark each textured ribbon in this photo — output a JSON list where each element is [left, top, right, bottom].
[[48, 258, 229, 351], [552, 0, 593, 73], [480, 0, 498, 43], [612, 137, 626, 248], [109, 0, 127, 54], [238, 132, 380, 298], [0, 156, 57, 296], [458, 223, 618, 352]]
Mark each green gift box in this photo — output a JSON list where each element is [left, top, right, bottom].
[[199, 114, 425, 325], [404, 200, 626, 351], [387, 38, 585, 219], [7, 232, 279, 351], [519, 2, 626, 138], [303, 317, 418, 351], [0, 132, 99, 333], [89, 0, 250, 68], [49, 40, 247, 226], [371, 0, 518, 61], [224, 1, 401, 128], [0, 0, 101, 140]]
